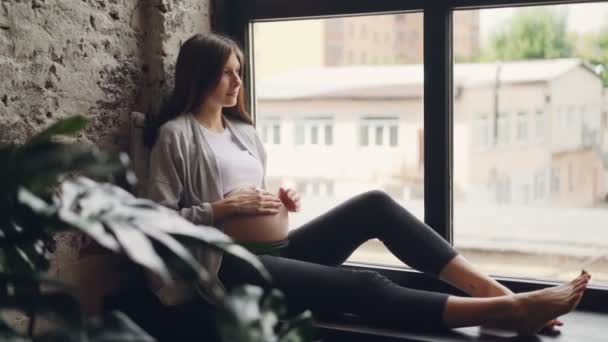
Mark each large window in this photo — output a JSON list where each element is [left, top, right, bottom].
[[454, 3, 608, 286], [236, 0, 608, 303], [252, 13, 425, 267]]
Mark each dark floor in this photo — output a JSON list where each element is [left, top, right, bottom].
[[316, 310, 608, 342]]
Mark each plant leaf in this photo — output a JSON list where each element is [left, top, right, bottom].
[[82, 311, 156, 342], [129, 221, 211, 285], [0, 318, 30, 342], [17, 143, 123, 194], [278, 311, 315, 342], [216, 285, 314, 342], [26, 116, 88, 147], [57, 178, 270, 286], [104, 220, 171, 283]]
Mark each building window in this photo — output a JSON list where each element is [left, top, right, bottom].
[[497, 112, 510, 146], [516, 111, 528, 143], [360, 125, 369, 146], [475, 113, 490, 148], [535, 110, 544, 142], [294, 117, 334, 146], [550, 166, 560, 195], [325, 125, 333, 145], [360, 117, 399, 147], [260, 117, 281, 145]]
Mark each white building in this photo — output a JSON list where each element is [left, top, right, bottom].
[[255, 58, 607, 207]]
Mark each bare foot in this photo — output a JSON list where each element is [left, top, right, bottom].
[[503, 271, 591, 335], [481, 279, 565, 331]]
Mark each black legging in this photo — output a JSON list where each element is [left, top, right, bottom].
[[218, 190, 459, 330]]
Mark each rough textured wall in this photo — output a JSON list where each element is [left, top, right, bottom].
[[0, 0, 211, 147], [145, 0, 211, 114], [0, 0, 145, 150], [0, 0, 211, 323]]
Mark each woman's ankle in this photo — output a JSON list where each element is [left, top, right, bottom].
[[483, 281, 514, 297]]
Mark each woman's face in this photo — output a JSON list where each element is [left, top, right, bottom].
[[207, 51, 242, 108]]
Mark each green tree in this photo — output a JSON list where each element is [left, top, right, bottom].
[[481, 8, 574, 61], [573, 17, 608, 86]]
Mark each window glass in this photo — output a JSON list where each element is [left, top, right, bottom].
[[454, 3, 608, 285], [253, 13, 425, 267]]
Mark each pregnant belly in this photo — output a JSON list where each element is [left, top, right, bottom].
[[220, 204, 289, 243]]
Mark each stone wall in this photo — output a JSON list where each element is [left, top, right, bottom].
[[0, 0, 211, 322], [0, 0, 210, 149]]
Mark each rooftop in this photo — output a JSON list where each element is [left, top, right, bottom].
[[257, 58, 595, 100]]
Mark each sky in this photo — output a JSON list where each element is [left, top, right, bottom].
[[479, 2, 608, 43]]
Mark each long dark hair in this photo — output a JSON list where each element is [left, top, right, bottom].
[[144, 33, 252, 148]]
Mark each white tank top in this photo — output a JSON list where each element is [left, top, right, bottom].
[[199, 124, 264, 195]]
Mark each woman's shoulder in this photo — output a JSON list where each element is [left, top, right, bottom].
[[158, 114, 193, 140], [224, 115, 256, 136]]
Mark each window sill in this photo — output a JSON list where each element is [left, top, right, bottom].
[[315, 310, 608, 342], [343, 262, 608, 314]]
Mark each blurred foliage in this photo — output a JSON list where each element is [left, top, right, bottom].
[[478, 8, 608, 86], [0, 115, 313, 341]]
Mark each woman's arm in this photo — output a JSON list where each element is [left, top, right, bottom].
[[147, 125, 219, 226], [210, 198, 236, 222]]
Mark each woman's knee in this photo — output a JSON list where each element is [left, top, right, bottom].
[[357, 190, 394, 209], [354, 269, 394, 293]]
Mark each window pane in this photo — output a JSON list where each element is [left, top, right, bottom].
[[325, 125, 333, 145], [360, 125, 369, 146], [311, 125, 319, 145], [390, 125, 398, 146], [454, 4, 608, 285], [536, 110, 544, 141], [517, 111, 527, 142], [375, 125, 384, 146], [254, 13, 425, 268]]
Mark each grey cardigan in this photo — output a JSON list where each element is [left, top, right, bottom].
[[146, 112, 267, 305]]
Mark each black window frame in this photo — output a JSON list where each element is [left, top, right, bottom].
[[212, 0, 608, 313]]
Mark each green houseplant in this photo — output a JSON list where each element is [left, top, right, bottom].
[[0, 115, 313, 341]]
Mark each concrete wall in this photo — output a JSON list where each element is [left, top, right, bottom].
[[0, 0, 211, 321], [0, 0, 210, 148]]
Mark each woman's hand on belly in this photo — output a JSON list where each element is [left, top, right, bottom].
[[220, 188, 289, 242], [222, 186, 282, 215]]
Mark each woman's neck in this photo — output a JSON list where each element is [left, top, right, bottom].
[[193, 103, 224, 132]]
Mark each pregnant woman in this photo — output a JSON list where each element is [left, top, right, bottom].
[[144, 32, 590, 336]]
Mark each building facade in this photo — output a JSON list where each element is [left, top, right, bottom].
[[256, 59, 607, 208], [253, 11, 480, 78], [324, 11, 480, 66]]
